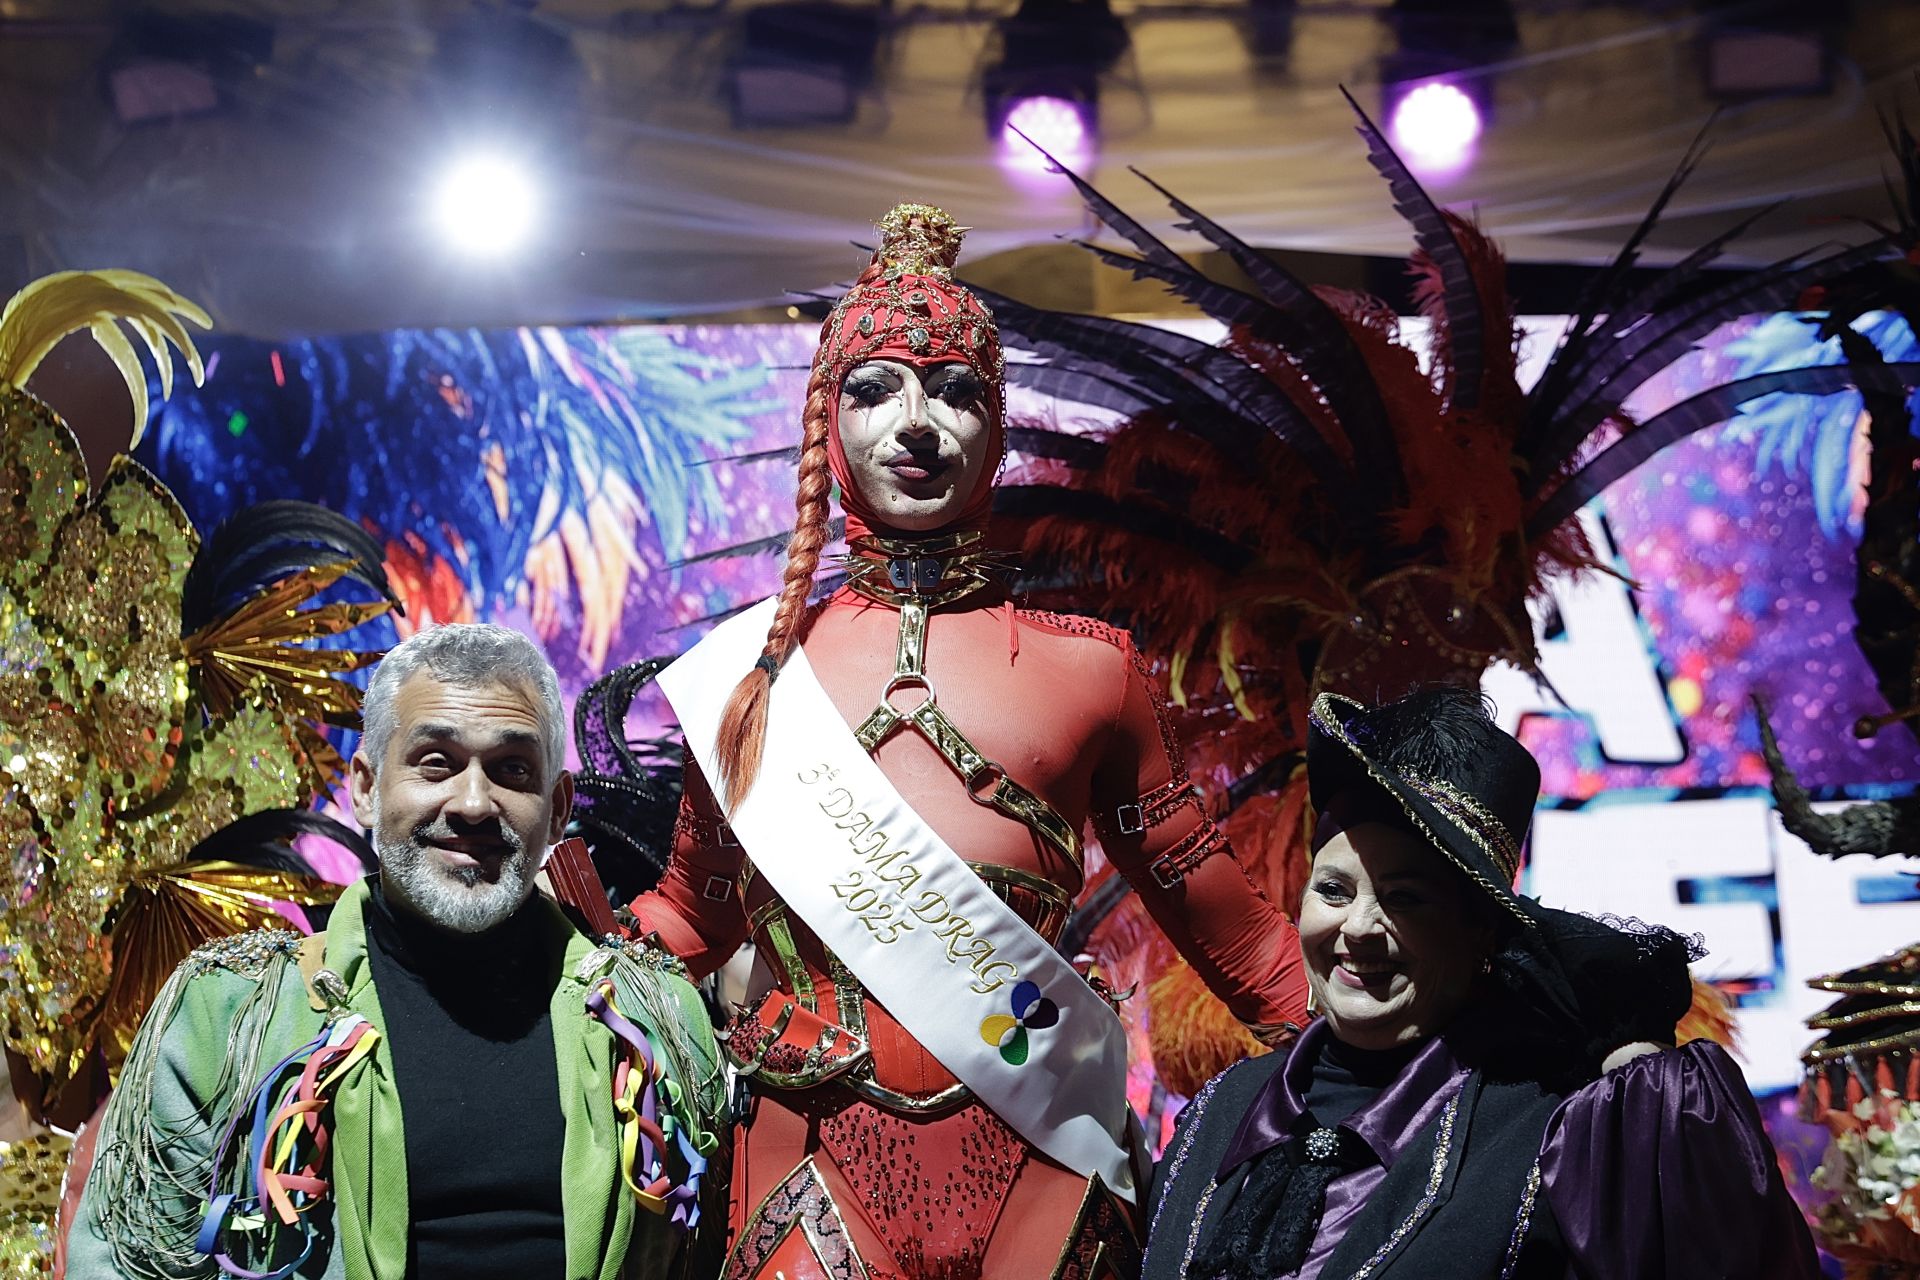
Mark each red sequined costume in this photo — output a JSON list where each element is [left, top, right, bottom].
[[631, 205, 1308, 1280]]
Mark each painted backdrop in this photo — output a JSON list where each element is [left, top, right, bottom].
[[136, 314, 1920, 1203]]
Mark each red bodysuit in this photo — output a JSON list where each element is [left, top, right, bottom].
[[633, 581, 1308, 1278]]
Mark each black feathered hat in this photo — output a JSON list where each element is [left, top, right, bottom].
[[1308, 685, 1705, 1068], [1306, 686, 1540, 924]]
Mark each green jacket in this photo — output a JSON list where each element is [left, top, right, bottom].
[[69, 880, 723, 1280]]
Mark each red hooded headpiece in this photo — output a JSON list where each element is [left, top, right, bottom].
[[813, 203, 1006, 540]]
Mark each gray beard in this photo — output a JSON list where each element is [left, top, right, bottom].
[[375, 819, 541, 935]]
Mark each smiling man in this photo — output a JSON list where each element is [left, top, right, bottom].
[[69, 624, 724, 1280], [355, 631, 566, 935]]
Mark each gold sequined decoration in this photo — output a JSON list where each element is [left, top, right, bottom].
[[0, 1132, 69, 1279], [0, 394, 362, 1091]]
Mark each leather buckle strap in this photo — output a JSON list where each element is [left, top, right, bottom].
[[854, 604, 933, 749], [853, 704, 900, 751], [963, 762, 1079, 869], [1111, 777, 1199, 839], [943, 738, 1079, 869], [979, 774, 1082, 869], [896, 721, 1081, 868], [886, 556, 949, 595], [1147, 820, 1227, 888], [1142, 777, 1200, 827], [910, 699, 992, 782], [893, 598, 930, 676], [853, 670, 936, 751], [839, 530, 1003, 609]]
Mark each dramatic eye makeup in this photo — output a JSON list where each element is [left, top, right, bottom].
[[843, 367, 900, 406], [929, 367, 983, 406], [1311, 873, 1354, 903]]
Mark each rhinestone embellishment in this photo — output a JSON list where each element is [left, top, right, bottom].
[[1304, 1127, 1340, 1162]]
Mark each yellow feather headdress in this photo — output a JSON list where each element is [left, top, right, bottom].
[[0, 269, 210, 450]]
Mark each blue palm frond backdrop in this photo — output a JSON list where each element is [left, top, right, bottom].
[[1722, 311, 1920, 541], [138, 324, 780, 615]]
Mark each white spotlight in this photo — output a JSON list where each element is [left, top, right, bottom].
[[430, 153, 539, 256], [1387, 81, 1483, 176]]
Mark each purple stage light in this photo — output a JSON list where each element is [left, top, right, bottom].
[[1387, 80, 1482, 176], [998, 95, 1095, 175]]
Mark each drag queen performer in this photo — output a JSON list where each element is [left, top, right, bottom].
[[632, 204, 1310, 1279]]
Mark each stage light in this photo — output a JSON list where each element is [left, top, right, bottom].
[[983, 0, 1127, 171], [1387, 80, 1483, 176], [430, 154, 539, 257], [1377, 0, 1511, 176], [728, 2, 882, 127], [999, 96, 1095, 174], [102, 11, 274, 125]]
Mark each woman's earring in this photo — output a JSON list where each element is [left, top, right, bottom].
[[1479, 958, 1493, 977]]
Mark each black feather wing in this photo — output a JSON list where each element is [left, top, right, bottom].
[[983, 291, 1352, 492], [1342, 87, 1487, 412], [568, 656, 686, 903], [1522, 240, 1897, 492], [1527, 361, 1920, 536], [1127, 166, 1400, 495], [181, 807, 376, 877], [180, 499, 398, 636]]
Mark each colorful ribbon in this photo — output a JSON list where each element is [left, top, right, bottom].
[[585, 979, 710, 1229], [195, 1015, 380, 1279]]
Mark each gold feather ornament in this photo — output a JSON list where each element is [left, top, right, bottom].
[[0, 269, 208, 452]]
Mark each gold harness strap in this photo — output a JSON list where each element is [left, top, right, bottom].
[[727, 538, 1084, 1113], [841, 536, 1082, 874]]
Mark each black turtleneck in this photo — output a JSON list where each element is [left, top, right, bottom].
[[362, 877, 569, 1279], [1303, 1035, 1422, 1130]]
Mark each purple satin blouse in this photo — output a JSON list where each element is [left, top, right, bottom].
[[1214, 1020, 1820, 1279]]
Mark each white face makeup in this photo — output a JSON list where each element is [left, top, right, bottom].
[[837, 359, 994, 532]]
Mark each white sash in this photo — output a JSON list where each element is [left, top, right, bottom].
[[660, 597, 1137, 1202]]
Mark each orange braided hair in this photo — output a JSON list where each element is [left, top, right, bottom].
[[713, 362, 837, 806], [712, 205, 994, 807]]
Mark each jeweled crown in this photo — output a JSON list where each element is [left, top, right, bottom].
[[873, 203, 967, 281]]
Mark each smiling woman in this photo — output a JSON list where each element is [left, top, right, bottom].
[[1144, 685, 1822, 1280], [1298, 824, 1495, 1053]]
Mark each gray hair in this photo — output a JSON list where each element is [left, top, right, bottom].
[[360, 623, 566, 783]]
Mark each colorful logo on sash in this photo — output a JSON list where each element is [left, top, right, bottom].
[[978, 980, 1059, 1066]]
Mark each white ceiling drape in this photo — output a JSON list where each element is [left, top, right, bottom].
[[2, 0, 1916, 336]]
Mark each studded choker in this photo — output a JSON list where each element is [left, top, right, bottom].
[[836, 530, 1009, 608]]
